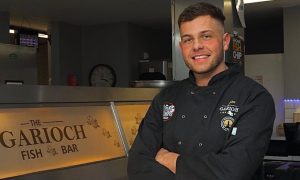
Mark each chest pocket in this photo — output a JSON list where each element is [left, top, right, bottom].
[[163, 96, 207, 153]]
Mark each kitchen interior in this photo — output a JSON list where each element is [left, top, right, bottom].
[[0, 0, 300, 179]]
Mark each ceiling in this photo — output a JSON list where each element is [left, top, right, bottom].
[[245, 0, 300, 18], [1, 0, 300, 32], [0, 0, 171, 32]]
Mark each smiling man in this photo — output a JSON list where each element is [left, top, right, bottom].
[[127, 2, 275, 180]]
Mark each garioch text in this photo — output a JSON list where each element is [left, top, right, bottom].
[[0, 120, 87, 160]]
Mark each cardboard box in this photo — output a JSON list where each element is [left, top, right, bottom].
[[277, 123, 285, 136], [293, 112, 300, 123]]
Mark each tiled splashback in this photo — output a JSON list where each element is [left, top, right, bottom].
[[284, 99, 300, 123]]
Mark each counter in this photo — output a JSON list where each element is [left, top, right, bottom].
[[0, 85, 160, 180]]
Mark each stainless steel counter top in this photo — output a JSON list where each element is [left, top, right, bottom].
[[0, 85, 160, 105]]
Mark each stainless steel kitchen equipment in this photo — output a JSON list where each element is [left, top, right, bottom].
[[0, 43, 37, 85], [138, 60, 172, 80]]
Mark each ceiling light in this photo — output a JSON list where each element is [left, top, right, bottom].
[[38, 33, 48, 39], [9, 29, 15, 34], [244, 0, 273, 4]]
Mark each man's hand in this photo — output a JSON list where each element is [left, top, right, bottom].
[[155, 148, 179, 174]]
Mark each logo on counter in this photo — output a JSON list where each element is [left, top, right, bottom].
[[0, 106, 126, 180], [0, 119, 87, 160], [163, 103, 175, 121]]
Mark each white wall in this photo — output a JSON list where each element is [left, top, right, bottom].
[[283, 5, 300, 99], [245, 54, 284, 137]]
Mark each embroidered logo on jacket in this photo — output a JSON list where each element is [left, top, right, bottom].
[[219, 100, 239, 131], [221, 116, 234, 131], [163, 103, 175, 121]]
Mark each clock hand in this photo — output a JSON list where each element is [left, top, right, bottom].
[[100, 79, 109, 83]]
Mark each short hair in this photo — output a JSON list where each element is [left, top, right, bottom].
[[178, 2, 225, 28]]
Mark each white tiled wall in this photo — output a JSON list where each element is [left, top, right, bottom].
[[245, 54, 284, 137], [284, 100, 300, 123]]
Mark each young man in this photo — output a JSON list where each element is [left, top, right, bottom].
[[127, 2, 275, 180]]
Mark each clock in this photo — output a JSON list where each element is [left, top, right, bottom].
[[89, 64, 117, 87]]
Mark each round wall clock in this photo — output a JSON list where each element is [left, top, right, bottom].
[[89, 64, 117, 87]]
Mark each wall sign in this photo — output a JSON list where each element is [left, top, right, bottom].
[[226, 31, 245, 65], [232, 33, 244, 63], [0, 106, 125, 179]]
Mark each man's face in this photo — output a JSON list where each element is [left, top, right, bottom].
[[179, 15, 230, 76]]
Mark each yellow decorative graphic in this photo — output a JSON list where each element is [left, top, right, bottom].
[[134, 113, 143, 125], [115, 103, 150, 147], [46, 145, 58, 156], [86, 115, 100, 128], [102, 128, 112, 138], [114, 140, 121, 148]]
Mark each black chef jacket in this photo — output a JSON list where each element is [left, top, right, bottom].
[[127, 67, 275, 180]]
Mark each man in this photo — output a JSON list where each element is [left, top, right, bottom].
[[127, 2, 275, 180]]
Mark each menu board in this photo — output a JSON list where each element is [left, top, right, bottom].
[[0, 106, 125, 179], [115, 103, 150, 147]]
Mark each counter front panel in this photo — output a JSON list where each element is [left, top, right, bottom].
[[0, 105, 125, 179]]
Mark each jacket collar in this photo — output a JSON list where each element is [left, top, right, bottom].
[[188, 66, 241, 87]]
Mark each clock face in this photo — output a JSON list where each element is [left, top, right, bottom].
[[89, 64, 116, 87]]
